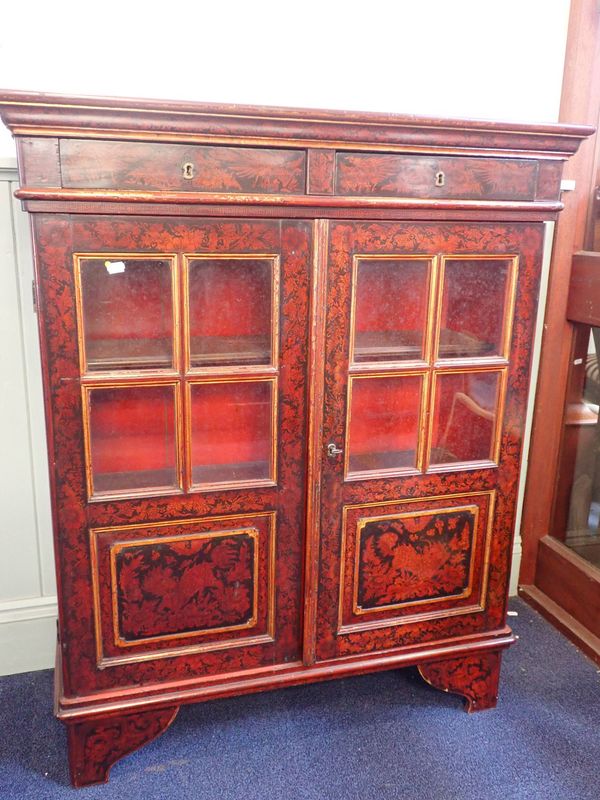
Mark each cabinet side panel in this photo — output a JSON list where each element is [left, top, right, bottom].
[[17, 138, 61, 187]]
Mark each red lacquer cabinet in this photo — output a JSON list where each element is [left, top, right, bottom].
[[0, 92, 591, 786]]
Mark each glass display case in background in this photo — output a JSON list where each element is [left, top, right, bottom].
[[553, 325, 600, 569]]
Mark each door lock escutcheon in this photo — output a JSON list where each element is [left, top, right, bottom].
[[327, 442, 343, 457], [182, 161, 195, 180]]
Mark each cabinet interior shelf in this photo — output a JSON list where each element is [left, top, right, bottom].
[[86, 330, 494, 371], [354, 329, 495, 362]]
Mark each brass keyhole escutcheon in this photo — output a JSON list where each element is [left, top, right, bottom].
[[435, 170, 445, 187], [182, 162, 195, 180]]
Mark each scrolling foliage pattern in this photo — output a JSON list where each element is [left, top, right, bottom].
[[419, 650, 501, 712], [67, 706, 179, 786], [357, 509, 474, 609], [116, 533, 255, 641]]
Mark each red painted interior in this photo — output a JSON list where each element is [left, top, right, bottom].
[[440, 259, 509, 351], [81, 259, 173, 342], [348, 375, 422, 459], [191, 381, 272, 468], [355, 258, 428, 334], [89, 386, 176, 476], [188, 259, 271, 338], [431, 371, 499, 463]]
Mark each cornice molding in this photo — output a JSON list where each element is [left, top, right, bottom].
[[0, 89, 594, 156]]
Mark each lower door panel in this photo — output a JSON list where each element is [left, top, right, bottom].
[[337, 491, 495, 637], [90, 512, 277, 667]]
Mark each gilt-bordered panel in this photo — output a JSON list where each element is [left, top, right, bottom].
[[337, 491, 495, 635], [90, 512, 276, 667]]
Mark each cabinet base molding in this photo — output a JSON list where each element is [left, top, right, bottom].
[[56, 629, 515, 720], [59, 631, 512, 785]]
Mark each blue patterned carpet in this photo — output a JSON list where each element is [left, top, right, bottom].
[[1, 599, 599, 799]]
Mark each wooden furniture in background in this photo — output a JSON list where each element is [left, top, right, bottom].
[[0, 91, 590, 786], [517, 0, 600, 664]]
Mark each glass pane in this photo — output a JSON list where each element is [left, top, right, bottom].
[[347, 374, 423, 475], [438, 258, 512, 359], [188, 258, 273, 368], [190, 380, 274, 486], [430, 371, 501, 466], [552, 325, 600, 567], [352, 258, 430, 363], [79, 258, 174, 371], [88, 385, 178, 495]]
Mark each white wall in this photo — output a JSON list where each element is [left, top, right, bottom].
[[0, 0, 572, 673], [0, 0, 572, 157], [0, 161, 57, 675]]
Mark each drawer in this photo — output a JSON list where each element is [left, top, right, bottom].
[[335, 151, 559, 202], [59, 138, 307, 194]]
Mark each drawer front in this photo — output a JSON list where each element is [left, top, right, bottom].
[[335, 151, 543, 201], [60, 138, 307, 194]]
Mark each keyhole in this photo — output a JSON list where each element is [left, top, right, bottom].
[[182, 162, 195, 180], [435, 170, 445, 187]]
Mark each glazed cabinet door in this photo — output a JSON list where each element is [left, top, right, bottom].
[[313, 221, 543, 662], [34, 215, 311, 696]]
